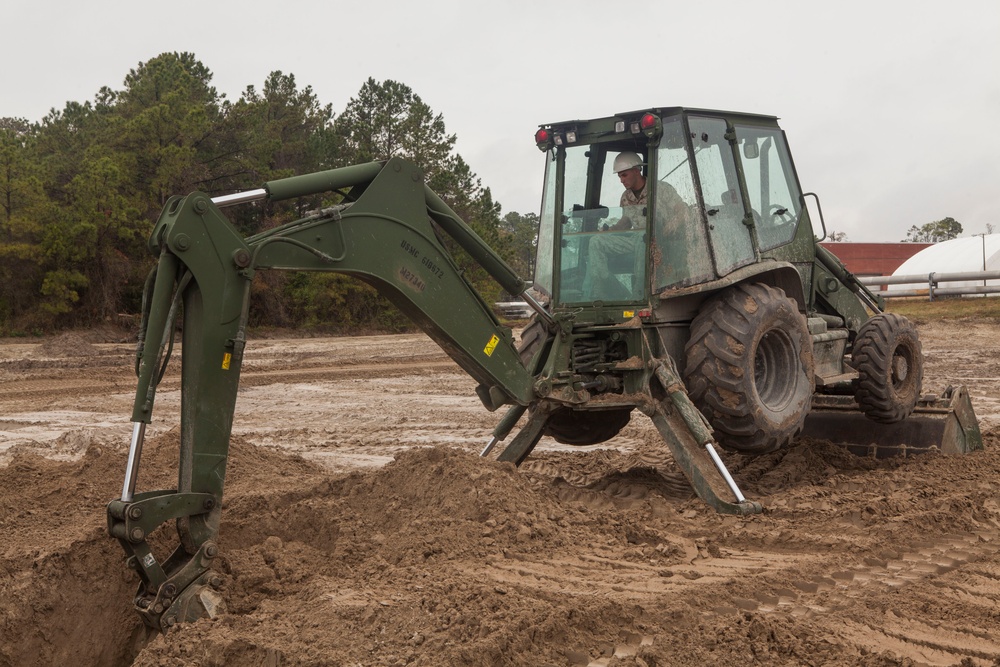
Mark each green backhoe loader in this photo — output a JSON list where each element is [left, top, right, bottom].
[[107, 107, 981, 631]]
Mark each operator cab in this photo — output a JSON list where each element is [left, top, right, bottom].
[[532, 108, 806, 311], [555, 144, 650, 302]]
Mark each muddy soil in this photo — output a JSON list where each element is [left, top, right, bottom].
[[1, 320, 999, 666]]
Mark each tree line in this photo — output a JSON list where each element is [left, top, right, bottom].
[[827, 217, 971, 244], [0, 52, 539, 335]]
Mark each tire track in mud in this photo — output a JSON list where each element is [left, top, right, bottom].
[[0, 354, 466, 456], [716, 529, 1000, 665], [520, 456, 695, 503], [461, 528, 1000, 666], [460, 534, 814, 666], [482, 440, 1000, 666], [461, 447, 812, 667]]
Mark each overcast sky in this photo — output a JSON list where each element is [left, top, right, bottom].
[[5, 0, 998, 242]]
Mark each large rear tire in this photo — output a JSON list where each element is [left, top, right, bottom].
[[852, 312, 922, 423], [684, 283, 814, 454]]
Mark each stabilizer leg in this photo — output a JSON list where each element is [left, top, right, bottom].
[[495, 403, 556, 466], [641, 404, 761, 515], [645, 359, 763, 516]]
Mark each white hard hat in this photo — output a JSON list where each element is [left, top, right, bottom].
[[612, 151, 644, 174]]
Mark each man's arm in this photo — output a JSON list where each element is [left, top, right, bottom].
[[609, 216, 634, 231]]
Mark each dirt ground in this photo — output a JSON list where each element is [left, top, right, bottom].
[[1, 318, 1000, 666]]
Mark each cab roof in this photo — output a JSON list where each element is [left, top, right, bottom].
[[539, 106, 780, 129]]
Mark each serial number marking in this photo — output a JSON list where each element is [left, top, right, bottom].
[[400, 239, 420, 257], [484, 335, 500, 357], [399, 239, 445, 280], [398, 266, 426, 292], [421, 255, 445, 279]]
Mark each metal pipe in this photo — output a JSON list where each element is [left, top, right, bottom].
[[265, 162, 384, 202], [704, 442, 746, 503], [211, 189, 268, 207], [803, 192, 827, 241], [858, 269, 1000, 286], [482, 403, 529, 457], [810, 330, 850, 344], [480, 437, 501, 457], [121, 421, 147, 502], [982, 233, 988, 287], [424, 186, 526, 297], [212, 163, 385, 207], [931, 285, 1000, 296], [871, 285, 1000, 298], [520, 291, 555, 327]]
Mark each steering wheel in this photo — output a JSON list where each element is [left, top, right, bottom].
[[768, 204, 795, 225]]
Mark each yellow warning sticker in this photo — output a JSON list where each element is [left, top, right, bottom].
[[484, 335, 500, 357], [623, 310, 635, 318], [222, 352, 232, 370]]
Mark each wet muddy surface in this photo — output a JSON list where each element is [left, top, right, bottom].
[[1, 319, 999, 666]]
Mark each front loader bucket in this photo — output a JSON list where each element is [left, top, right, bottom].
[[801, 386, 983, 458]]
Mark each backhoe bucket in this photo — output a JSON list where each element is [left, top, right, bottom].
[[801, 386, 983, 458]]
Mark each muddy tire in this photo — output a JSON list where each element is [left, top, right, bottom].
[[684, 283, 814, 454], [543, 407, 632, 446], [852, 313, 922, 424], [517, 315, 550, 370]]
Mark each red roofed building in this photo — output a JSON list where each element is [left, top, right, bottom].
[[819, 242, 933, 277]]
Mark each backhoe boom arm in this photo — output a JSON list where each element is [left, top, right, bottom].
[[109, 157, 542, 630]]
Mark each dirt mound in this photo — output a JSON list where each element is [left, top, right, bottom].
[[6, 431, 1000, 666], [0, 438, 145, 667], [32, 331, 99, 357], [24, 325, 133, 359], [131, 446, 691, 667], [3, 322, 1000, 666]]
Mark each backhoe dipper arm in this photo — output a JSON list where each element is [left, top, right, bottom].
[[108, 157, 544, 630]]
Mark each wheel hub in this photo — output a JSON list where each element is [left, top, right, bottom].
[[754, 330, 798, 411], [892, 353, 909, 385]]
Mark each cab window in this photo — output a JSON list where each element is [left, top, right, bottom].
[[557, 145, 647, 303], [652, 117, 714, 290], [735, 125, 801, 251]]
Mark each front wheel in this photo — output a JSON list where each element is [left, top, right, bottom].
[[684, 283, 814, 454], [852, 313, 922, 423], [544, 407, 632, 446]]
